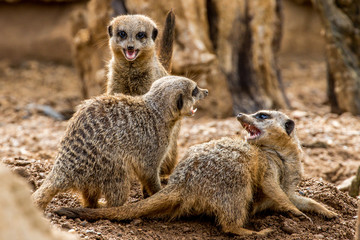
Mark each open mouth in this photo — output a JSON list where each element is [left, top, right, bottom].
[[123, 49, 139, 61], [190, 106, 198, 116], [241, 122, 262, 140]]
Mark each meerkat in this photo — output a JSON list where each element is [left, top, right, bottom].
[[106, 12, 179, 179], [32, 76, 208, 210], [55, 110, 337, 236]]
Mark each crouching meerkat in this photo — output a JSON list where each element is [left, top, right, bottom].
[[106, 12, 179, 179], [55, 110, 337, 236], [32, 76, 208, 210]]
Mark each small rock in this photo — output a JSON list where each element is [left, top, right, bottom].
[[85, 229, 95, 234], [45, 213, 52, 219], [61, 223, 72, 230], [68, 229, 76, 233], [13, 167, 30, 178], [281, 219, 297, 234], [80, 221, 87, 227], [132, 218, 143, 226], [314, 234, 325, 239]]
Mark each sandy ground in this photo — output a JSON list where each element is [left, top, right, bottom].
[[1, 58, 360, 239]]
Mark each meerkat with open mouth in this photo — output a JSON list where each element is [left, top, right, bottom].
[[32, 76, 208, 210], [55, 110, 336, 236]]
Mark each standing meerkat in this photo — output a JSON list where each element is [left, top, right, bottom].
[[32, 76, 208, 210], [106, 12, 179, 179], [56, 110, 337, 236]]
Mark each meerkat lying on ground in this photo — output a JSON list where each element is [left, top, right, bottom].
[[106, 12, 179, 179], [32, 76, 208, 210], [55, 110, 337, 236]]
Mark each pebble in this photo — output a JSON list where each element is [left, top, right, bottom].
[[132, 218, 143, 226], [13, 167, 30, 178], [80, 221, 87, 227], [68, 229, 76, 233], [314, 234, 325, 239], [61, 223, 72, 230], [281, 219, 297, 234], [85, 229, 95, 234]]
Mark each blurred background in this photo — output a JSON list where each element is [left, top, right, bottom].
[[0, 0, 359, 118], [1, 1, 360, 239]]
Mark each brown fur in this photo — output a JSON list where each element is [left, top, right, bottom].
[[55, 110, 337, 236], [32, 76, 208, 210], [106, 13, 179, 179]]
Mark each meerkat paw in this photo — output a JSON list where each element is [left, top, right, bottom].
[[258, 228, 274, 236], [321, 209, 338, 219]]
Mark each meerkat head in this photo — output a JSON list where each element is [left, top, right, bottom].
[[145, 76, 208, 119], [107, 15, 158, 62], [236, 110, 296, 146]]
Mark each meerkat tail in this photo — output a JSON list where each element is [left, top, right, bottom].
[[158, 9, 175, 72], [54, 187, 181, 221]]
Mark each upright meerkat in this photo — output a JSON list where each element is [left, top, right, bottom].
[[56, 110, 337, 236], [106, 12, 179, 178], [32, 76, 208, 210]]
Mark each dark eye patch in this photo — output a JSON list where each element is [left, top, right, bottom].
[[192, 86, 199, 97], [118, 30, 127, 39], [255, 112, 270, 120], [176, 94, 183, 110], [136, 32, 146, 39]]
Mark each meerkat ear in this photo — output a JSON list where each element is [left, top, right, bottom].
[[152, 27, 158, 41], [176, 94, 183, 111], [107, 25, 113, 37], [285, 119, 295, 135]]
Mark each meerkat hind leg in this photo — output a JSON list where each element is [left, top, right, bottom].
[[103, 179, 130, 207], [81, 188, 101, 208], [290, 194, 338, 218], [32, 178, 61, 210]]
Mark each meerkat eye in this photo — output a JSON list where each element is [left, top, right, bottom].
[[118, 30, 127, 39], [136, 32, 146, 39], [255, 113, 270, 120], [192, 86, 199, 96]]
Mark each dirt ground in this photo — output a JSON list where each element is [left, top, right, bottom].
[[1, 57, 360, 239]]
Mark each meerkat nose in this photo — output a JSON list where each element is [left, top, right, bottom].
[[127, 46, 134, 50], [204, 90, 209, 96], [236, 113, 243, 120]]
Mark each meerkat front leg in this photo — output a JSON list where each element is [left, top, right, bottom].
[[138, 167, 162, 197], [289, 194, 338, 218], [261, 177, 312, 221]]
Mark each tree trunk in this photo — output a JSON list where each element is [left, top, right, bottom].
[[313, 0, 360, 115], [209, 0, 289, 113]]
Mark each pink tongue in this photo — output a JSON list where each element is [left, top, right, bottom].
[[126, 50, 136, 60]]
